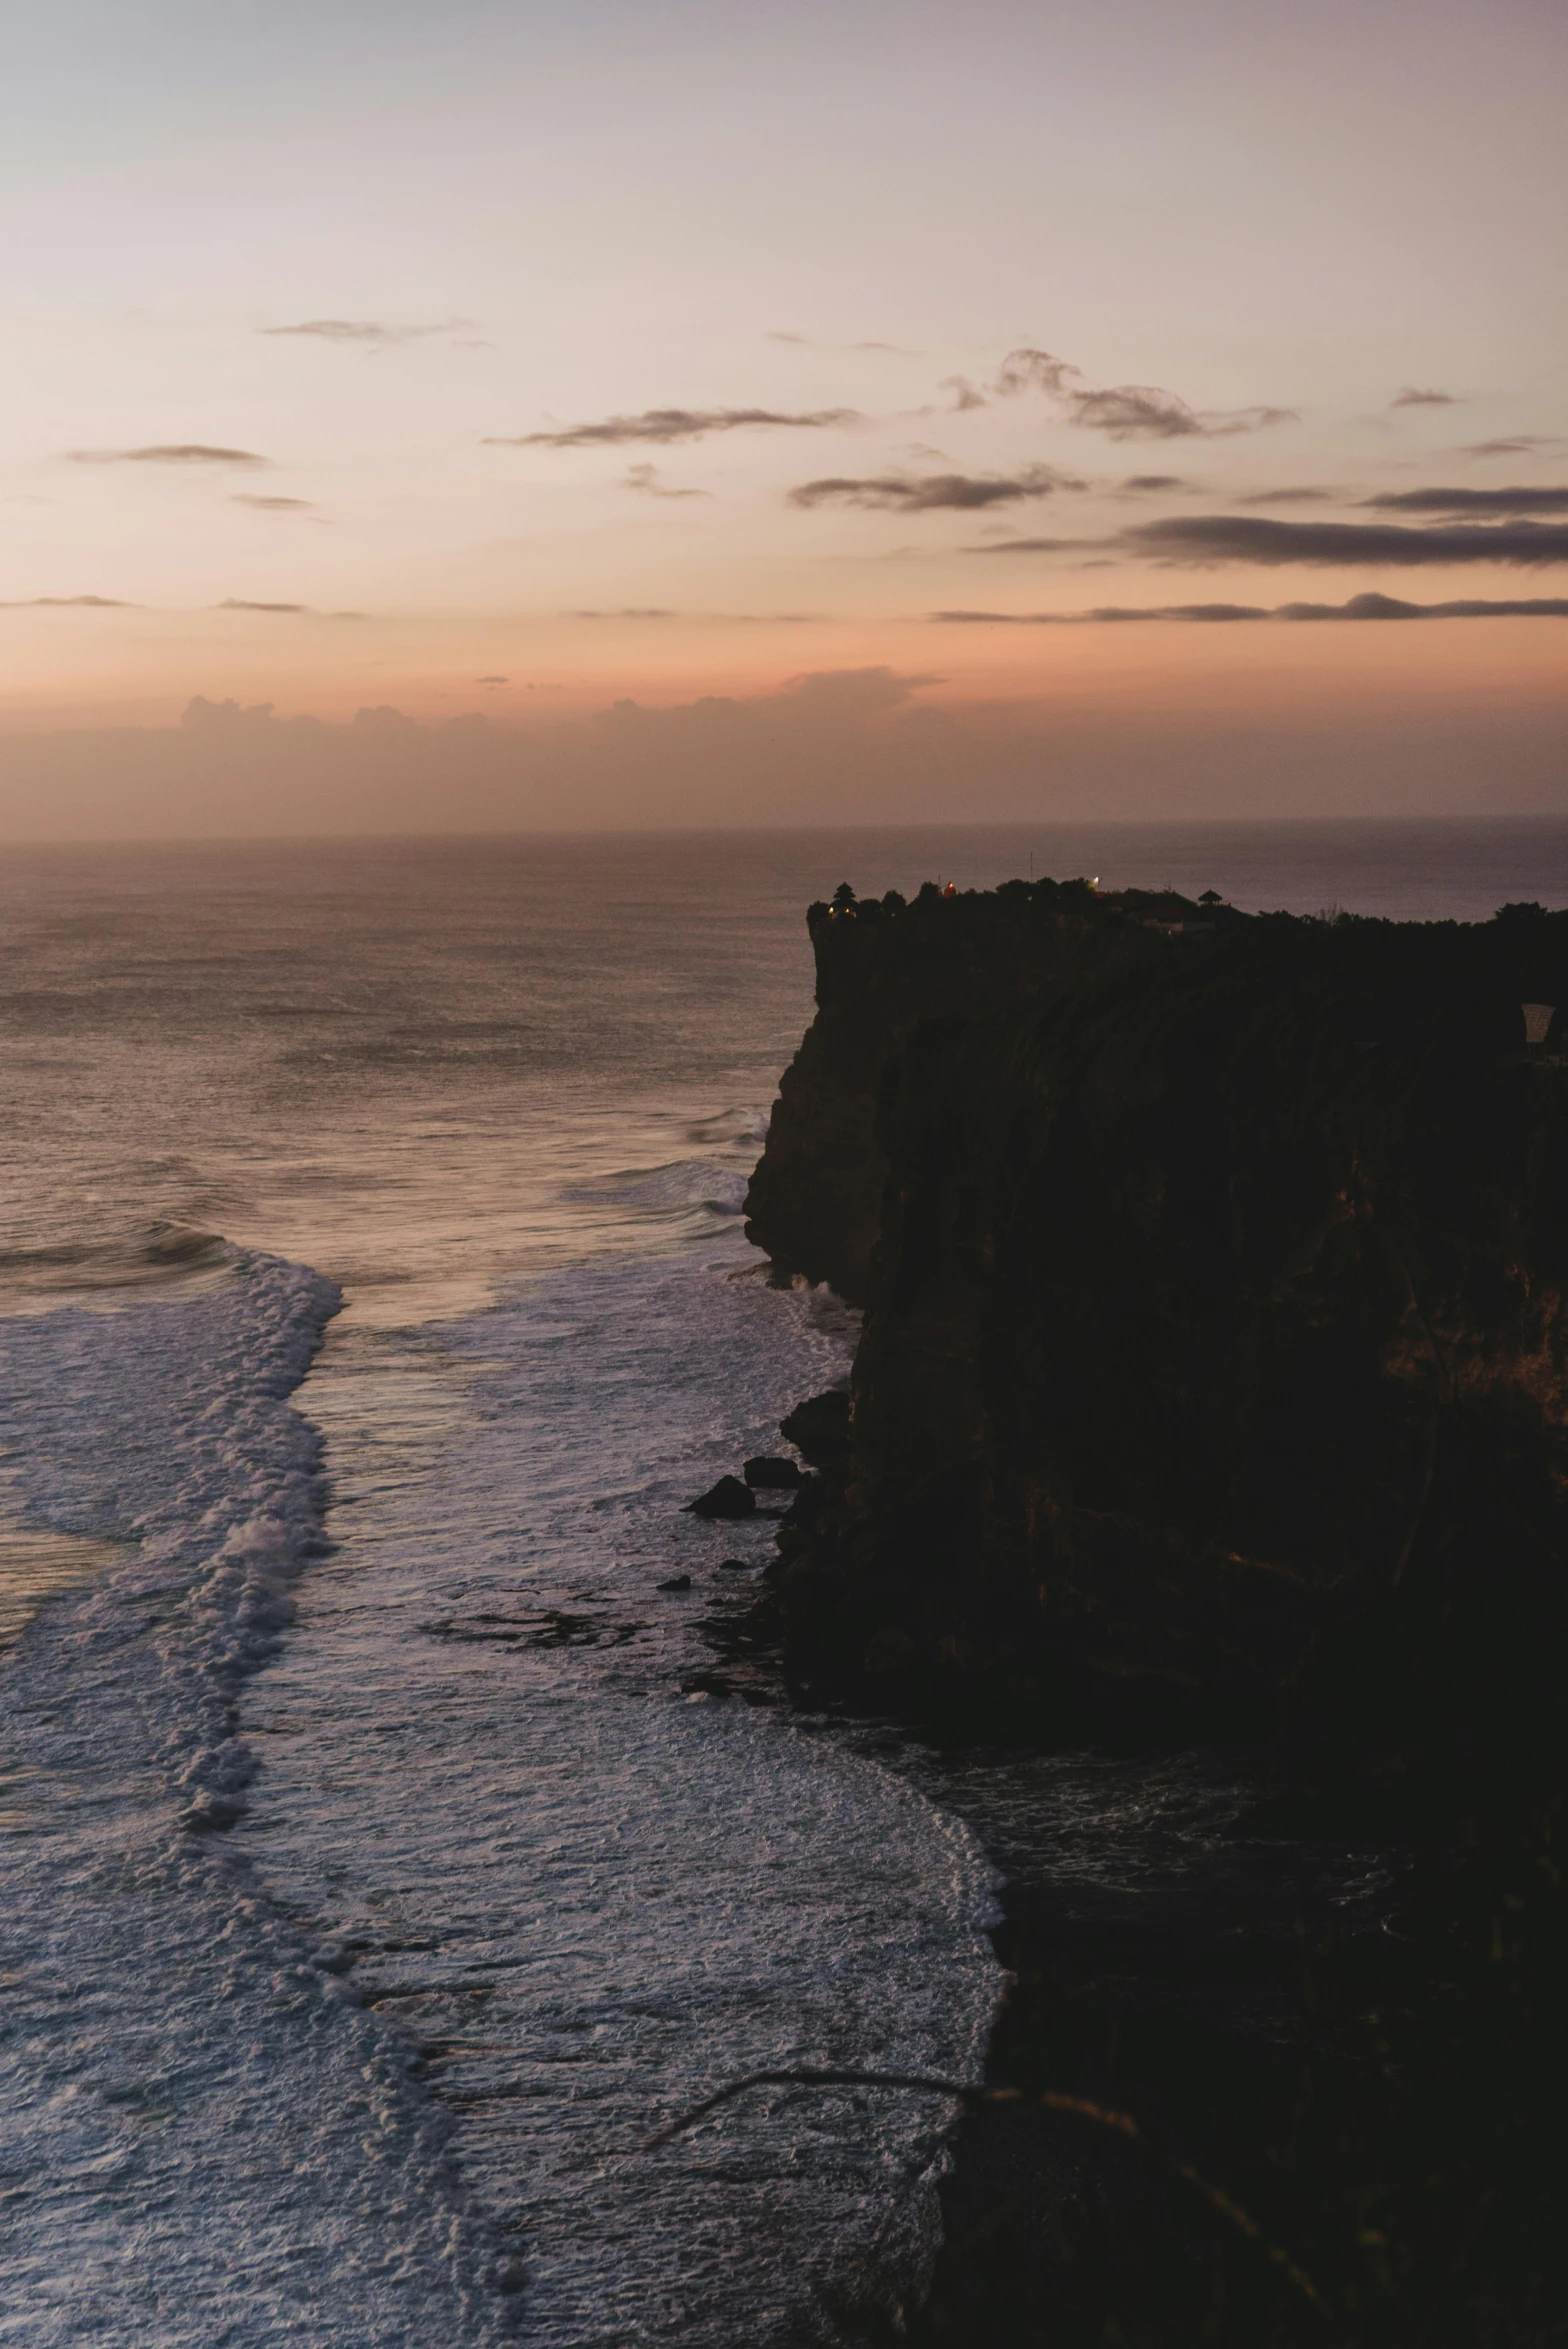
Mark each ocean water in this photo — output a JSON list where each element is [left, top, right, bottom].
[[3, 820, 1566, 2346]]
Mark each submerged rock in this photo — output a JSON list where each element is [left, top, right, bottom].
[[656, 1573, 692, 1592]]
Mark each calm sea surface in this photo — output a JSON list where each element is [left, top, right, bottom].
[[2, 819, 1564, 2345]]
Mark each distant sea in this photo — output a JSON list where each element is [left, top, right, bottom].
[[3, 818, 1564, 2347]]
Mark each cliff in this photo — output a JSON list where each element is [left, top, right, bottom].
[[743, 876, 1159, 1304], [749, 882, 1568, 1781]]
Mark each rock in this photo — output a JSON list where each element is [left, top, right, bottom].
[[778, 1393, 851, 1470], [757, 880, 1568, 1776], [685, 1475, 755, 1520], [717, 1557, 751, 1572], [744, 1454, 803, 1488], [863, 1626, 919, 1676], [656, 1573, 692, 1592]]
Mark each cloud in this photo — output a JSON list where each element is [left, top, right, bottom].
[[487, 406, 859, 449], [1279, 594, 1568, 619], [768, 332, 914, 353], [10, 663, 1566, 843], [788, 465, 1081, 512], [231, 494, 313, 510], [570, 607, 678, 619], [1238, 486, 1338, 504], [930, 593, 1568, 624], [1459, 437, 1567, 457], [214, 598, 367, 616], [1123, 514, 1568, 565], [475, 675, 509, 685], [982, 515, 1568, 566], [70, 444, 268, 467], [1122, 474, 1190, 493], [260, 319, 447, 345], [988, 348, 1296, 440], [0, 594, 134, 608], [1365, 485, 1568, 516], [1391, 387, 1459, 408], [938, 375, 987, 413], [621, 463, 708, 499]]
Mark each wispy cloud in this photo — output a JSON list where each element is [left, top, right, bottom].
[[1459, 436, 1568, 458], [980, 514, 1568, 566], [562, 608, 823, 624], [622, 463, 709, 498], [488, 406, 859, 449], [932, 593, 1568, 624], [260, 318, 451, 345], [987, 348, 1296, 440], [789, 465, 1081, 512], [70, 444, 268, 467], [1238, 486, 1339, 504], [231, 494, 313, 510], [215, 598, 368, 616], [475, 674, 509, 685], [1366, 485, 1568, 515], [1391, 386, 1459, 408], [1122, 474, 1190, 493], [768, 332, 914, 354], [0, 594, 134, 608]]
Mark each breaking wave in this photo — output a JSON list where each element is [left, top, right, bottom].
[[0, 1256, 520, 2346]]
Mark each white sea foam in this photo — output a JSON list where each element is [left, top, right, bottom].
[[0, 1238, 1001, 2346], [0, 1258, 520, 2346], [238, 1237, 1002, 2345]]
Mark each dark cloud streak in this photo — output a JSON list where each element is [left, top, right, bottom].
[[490, 406, 859, 449], [70, 445, 268, 467], [932, 593, 1568, 624], [789, 466, 1081, 512], [981, 515, 1568, 566], [1366, 486, 1568, 516]]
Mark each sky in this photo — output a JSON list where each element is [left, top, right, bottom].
[[2, 0, 1565, 833]]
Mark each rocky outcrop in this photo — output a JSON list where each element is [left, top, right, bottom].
[[752, 885, 1568, 1782], [743, 877, 1130, 1303]]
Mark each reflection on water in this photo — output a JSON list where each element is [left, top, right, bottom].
[[0, 1520, 130, 1651]]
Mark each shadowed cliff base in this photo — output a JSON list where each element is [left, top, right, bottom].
[[741, 879, 1568, 2346]]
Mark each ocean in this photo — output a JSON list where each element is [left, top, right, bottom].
[[3, 818, 1566, 2346]]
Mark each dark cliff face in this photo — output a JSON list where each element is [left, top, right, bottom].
[[743, 879, 1116, 1304], [753, 887, 1568, 1781]]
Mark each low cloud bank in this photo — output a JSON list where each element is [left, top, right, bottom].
[[2, 666, 1563, 840]]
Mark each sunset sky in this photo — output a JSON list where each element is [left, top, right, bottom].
[[3, 0, 1565, 831]]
